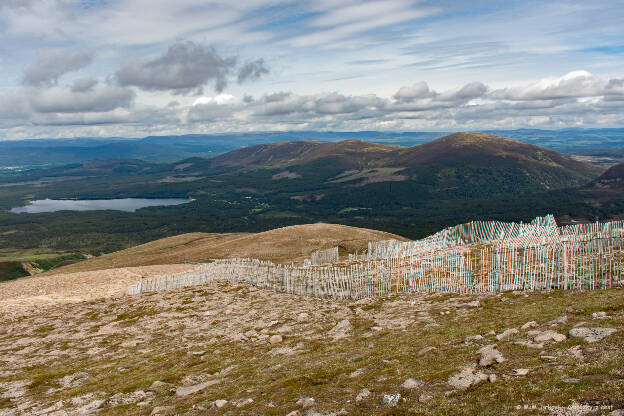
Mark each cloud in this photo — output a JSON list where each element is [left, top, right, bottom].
[[393, 81, 433, 101], [29, 85, 135, 113], [492, 71, 624, 101], [392, 81, 487, 110], [237, 58, 269, 83], [115, 41, 237, 94], [23, 51, 94, 86], [71, 78, 98, 93]]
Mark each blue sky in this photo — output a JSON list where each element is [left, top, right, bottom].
[[0, 0, 623, 139]]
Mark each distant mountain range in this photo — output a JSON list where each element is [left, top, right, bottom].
[[2, 128, 624, 168]]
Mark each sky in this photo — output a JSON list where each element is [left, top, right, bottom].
[[0, 0, 623, 139]]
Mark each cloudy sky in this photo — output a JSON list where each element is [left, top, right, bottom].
[[0, 0, 623, 139]]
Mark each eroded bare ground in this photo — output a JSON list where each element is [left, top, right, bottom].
[[0, 284, 623, 415], [0, 265, 196, 312]]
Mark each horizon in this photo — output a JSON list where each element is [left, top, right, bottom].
[[1, 1, 623, 140], [4, 126, 624, 143]]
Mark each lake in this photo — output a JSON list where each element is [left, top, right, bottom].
[[10, 198, 192, 213]]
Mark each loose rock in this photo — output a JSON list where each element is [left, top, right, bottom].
[[521, 321, 538, 330], [569, 327, 617, 343], [175, 380, 220, 397], [478, 344, 505, 366], [496, 328, 519, 341], [400, 378, 422, 389], [296, 397, 316, 408], [269, 334, 283, 344], [381, 393, 401, 407], [448, 364, 488, 390], [418, 346, 437, 355], [355, 389, 371, 402], [534, 330, 566, 343], [214, 399, 228, 408], [327, 319, 352, 340]]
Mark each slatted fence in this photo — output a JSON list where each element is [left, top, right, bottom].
[[128, 216, 624, 299]]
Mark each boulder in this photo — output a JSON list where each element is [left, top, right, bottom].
[[478, 345, 505, 366], [400, 378, 422, 389], [496, 328, 519, 341], [355, 388, 371, 402], [448, 364, 488, 390], [569, 327, 616, 343], [381, 393, 401, 407], [534, 330, 566, 343]]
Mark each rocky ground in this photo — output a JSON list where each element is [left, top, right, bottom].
[[0, 282, 623, 415], [0, 265, 196, 313]]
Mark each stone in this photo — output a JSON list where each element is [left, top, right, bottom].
[[400, 378, 422, 389], [521, 321, 539, 330], [296, 397, 316, 408], [569, 327, 617, 343], [478, 345, 505, 366], [548, 316, 568, 326], [534, 330, 566, 343], [609, 410, 624, 416], [381, 393, 401, 407], [297, 312, 310, 322], [514, 368, 529, 376], [328, 319, 352, 340], [496, 328, 519, 341], [214, 399, 228, 408], [464, 335, 484, 343], [348, 368, 365, 378], [175, 380, 220, 397], [514, 340, 544, 349], [286, 412, 300, 416], [592, 312, 607, 319], [355, 389, 371, 402], [151, 406, 172, 415], [418, 346, 437, 355], [561, 377, 580, 383], [488, 374, 497, 383], [568, 345, 584, 360], [448, 364, 488, 390], [269, 334, 283, 344], [235, 398, 254, 408], [419, 393, 433, 403]]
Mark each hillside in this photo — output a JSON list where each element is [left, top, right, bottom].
[[1, 279, 622, 415], [209, 139, 401, 170], [204, 133, 602, 192], [586, 163, 624, 190], [48, 223, 407, 275]]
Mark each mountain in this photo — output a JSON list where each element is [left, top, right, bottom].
[[209, 139, 401, 169], [206, 133, 603, 193], [3, 128, 624, 168], [586, 163, 624, 190]]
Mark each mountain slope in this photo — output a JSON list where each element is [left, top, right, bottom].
[[48, 223, 408, 274], [206, 133, 603, 193], [586, 163, 624, 190], [209, 139, 401, 170]]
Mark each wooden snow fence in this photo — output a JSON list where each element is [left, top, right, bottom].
[[304, 246, 340, 266], [128, 217, 624, 299]]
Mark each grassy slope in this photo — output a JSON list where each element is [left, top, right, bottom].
[[0, 261, 29, 282], [48, 223, 408, 275], [1, 285, 622, 415]]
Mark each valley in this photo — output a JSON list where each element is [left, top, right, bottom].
[[1, 132, 622, 268]]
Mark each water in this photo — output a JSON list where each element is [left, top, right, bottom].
[[10, 198, 191, 213]]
